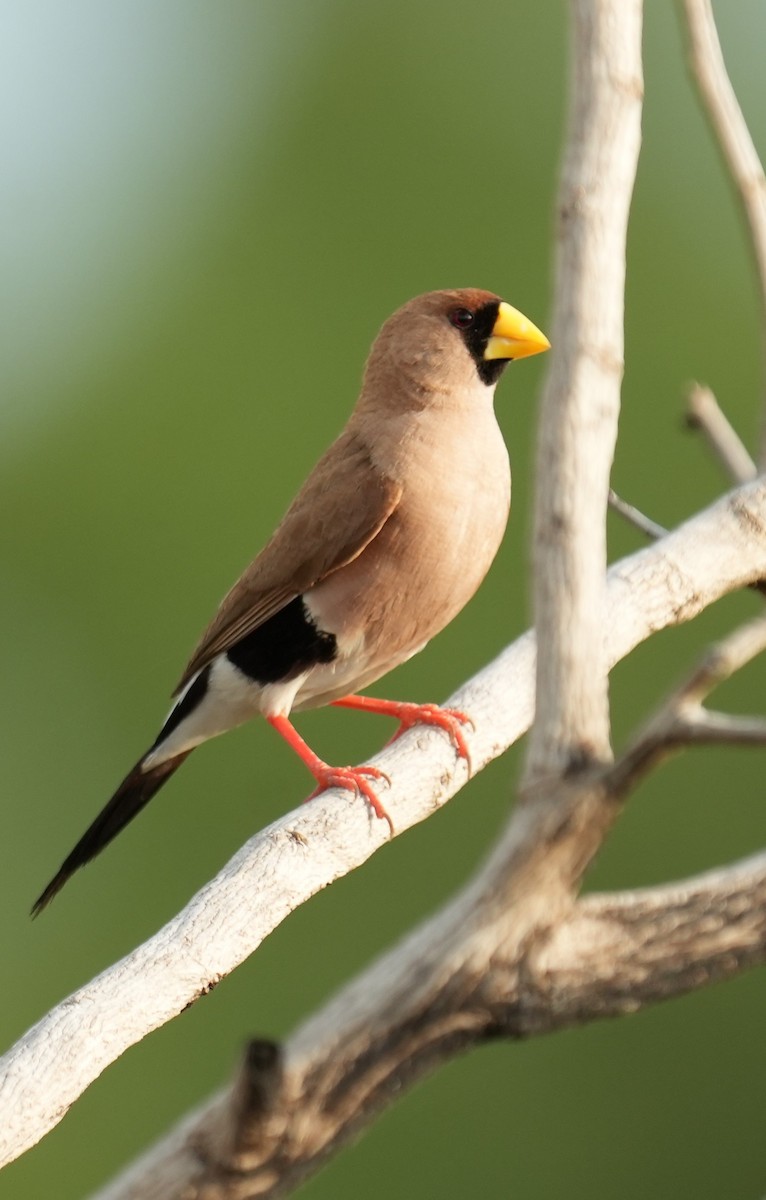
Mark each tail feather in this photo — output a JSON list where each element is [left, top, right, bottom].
[[31, 751, 190, 916]]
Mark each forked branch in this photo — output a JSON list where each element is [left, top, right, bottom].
[[92, 612, 766, 1200], [608, 613, 766, 792], [3, 3, 766, 1198]]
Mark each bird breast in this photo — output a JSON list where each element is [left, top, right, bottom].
[[299, 404, 511, 704]]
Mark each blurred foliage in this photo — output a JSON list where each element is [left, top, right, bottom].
[[1, 1, 765, 1197]]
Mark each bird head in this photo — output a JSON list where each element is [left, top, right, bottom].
[[361, 288, 550, 404]]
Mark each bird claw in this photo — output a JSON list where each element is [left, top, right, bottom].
[[307, 764, 394, 834], [385, 702, 474, 773], [331, 694, 475, 773]]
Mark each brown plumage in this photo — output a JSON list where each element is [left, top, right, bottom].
[[33, 288, 549, 914], [178, 431, 403, 689]]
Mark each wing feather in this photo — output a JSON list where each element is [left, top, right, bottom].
[[174, 430, 401, 692]]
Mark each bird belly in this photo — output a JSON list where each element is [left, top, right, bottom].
[[289, 642, 426, 711], [293, 465, 509, 711]]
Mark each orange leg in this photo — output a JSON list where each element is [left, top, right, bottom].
[[331, 694, 474, 770], [268, 714, 393, 833]]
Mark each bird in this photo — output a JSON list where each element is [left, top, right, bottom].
[[32, 288, 549, 914]]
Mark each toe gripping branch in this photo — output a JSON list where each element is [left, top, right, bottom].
[[269, 696, 474, 836], [268, 714, 393, 833], [332, 694, 474, 768]]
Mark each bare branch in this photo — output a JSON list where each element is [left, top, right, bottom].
[[527, 0, 643, 777], [680, 0, 766, 455], [533, 853, 766, 1024], [225, 1041, 285, 1162], [608, 488, 667, 540], [2, 479, 766, 1174], [681, 709, 766, 745], [678, 610, 766, 696], [608, 613, 766, 792], [685, 382, 757, 484], [91, 850, 766, 1200]]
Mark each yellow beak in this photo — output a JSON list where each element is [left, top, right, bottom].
[[484, 301, 551, 362]]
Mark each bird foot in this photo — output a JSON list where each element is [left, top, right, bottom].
[[384, 701, 474, 769], [268, 714, 394, 833], [307, 763, 394, 834], [332, 694, 474, 770], [394, 706, 473, 768]]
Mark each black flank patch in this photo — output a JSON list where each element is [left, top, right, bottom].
[[226, 596, 337, 685]]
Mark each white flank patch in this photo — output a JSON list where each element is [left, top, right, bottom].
[[145, 656, 307, 766]]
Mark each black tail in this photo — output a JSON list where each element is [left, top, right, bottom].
[[31, 751, 191, 916]]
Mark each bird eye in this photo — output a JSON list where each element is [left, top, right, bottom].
[[448, 307, 474, 330]]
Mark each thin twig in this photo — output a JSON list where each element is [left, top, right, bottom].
[[607, 613, 766, 793], [608, 489, 667, 540], [681, 612, 766, 698], [685, 382, 757, 484], [680, 0, 766, 460], [681, 709, 766, 745]]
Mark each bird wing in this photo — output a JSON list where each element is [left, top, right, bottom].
[[175, 429, 402, 692]]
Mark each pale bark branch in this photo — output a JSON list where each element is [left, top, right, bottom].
[[607, 612, 766, 792], [680, 0, 766, 457], [1, 479, 765, 1179], [534, 853, 766, 1022], [527, 0, 643, 778], [90, 851, 766, 1200], [680, 709, 766, 744], [608, 488, 667, 541], [685, 381, 757, 484]]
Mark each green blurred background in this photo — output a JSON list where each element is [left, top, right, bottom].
[[2, 1, 765, 1196]]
